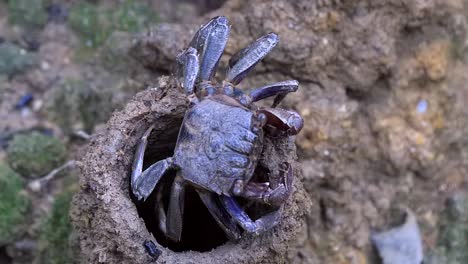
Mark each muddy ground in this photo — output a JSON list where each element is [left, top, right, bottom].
[[0, 0, 468, 264]]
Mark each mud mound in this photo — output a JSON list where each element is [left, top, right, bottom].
[[71, 76, 311, 263]]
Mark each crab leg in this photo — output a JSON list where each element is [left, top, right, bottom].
[[226, 33, 279, 85], [176, 47, 199, 95], [131, 126, 175, 201], [220, 195, 283, 234], [249, 80, 299, 107], [189, 16, 230, 82], [166, 172, 186, 242], [196, 190, 242, 240], [155, 185, 168, 235]]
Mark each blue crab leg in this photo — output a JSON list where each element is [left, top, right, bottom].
[[176, 47, 199, 95], [219, 195, 283, 234], [166, 172, 186, 242], [226, 33, 279, 85], [196, 190, 242, 240], [131, 126, 175, 201], [189, 16, 230, 82], [249, 80, 299, 107]]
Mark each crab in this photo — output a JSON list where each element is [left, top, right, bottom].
[[131, 16, 304, 242]]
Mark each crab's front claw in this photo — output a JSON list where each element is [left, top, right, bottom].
[[232, 163, 294, 206], [220, 195, 283, 235], [260, 108, 304, 137], [220, 165, 293, 234], [263, 163, 294, 206]]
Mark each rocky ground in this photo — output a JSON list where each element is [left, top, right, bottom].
[[0, 0, 467, 264]]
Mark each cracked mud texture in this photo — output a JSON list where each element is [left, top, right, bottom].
[[130, 0, 468, 263], [71, 76, 311, 263]]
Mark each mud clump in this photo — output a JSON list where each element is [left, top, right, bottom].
[[71, 76, 310, 263], [6, 132, 67, 178]]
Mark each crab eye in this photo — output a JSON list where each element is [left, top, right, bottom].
[[257, 113, 267, 126], [223, 84, 234, 96], [251, 112, 266, 133], [187, 94, 199, 107], [238, 94, 252, 106]]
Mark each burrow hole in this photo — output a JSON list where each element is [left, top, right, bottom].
[[0, 247, 12, 264], [131, 120, 273, 252], [131, 119, 227, 252]]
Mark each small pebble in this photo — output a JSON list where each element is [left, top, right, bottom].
[[371, 209, 423, 264], [20, 108, 31, 118], [32, 99, 43, 112], [15, 94, 34, 110], [41, 61, 50, 71], [416, 99, 428, 114], [143, 240, 161, 260], [28, 180, 42, 192]]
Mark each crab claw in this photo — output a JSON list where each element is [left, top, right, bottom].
[[262, 163, 294, 206], [259, 108, 304, 136], [231, 163, 294, 206]]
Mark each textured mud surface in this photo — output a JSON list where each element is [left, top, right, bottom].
[[131, 0, 468, 263], [2, 0, 467, 263]]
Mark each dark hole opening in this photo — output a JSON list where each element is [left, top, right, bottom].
[[0, 247, 12, 264], [137, 179, 230, 252], [132, 122, 229, 252], [131, 120, 277, 252]]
